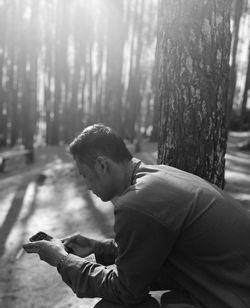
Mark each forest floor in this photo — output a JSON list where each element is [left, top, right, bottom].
[[0, 131, 250, 308]]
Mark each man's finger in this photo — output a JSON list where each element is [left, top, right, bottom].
[[23, 243, 41, 254], [61, 236, 73, 244], [61, 234, 77, 244], [62, 237, 76, 245], [66, 241, 78, 250]]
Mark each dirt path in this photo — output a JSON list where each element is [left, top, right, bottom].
[[0, 133, 249, 308]]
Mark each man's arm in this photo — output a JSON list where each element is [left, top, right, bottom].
[[94, 239, 118, 265], [57, 206, 177, 305], [63, 234, 118, 265]]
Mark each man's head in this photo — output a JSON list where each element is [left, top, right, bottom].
[[69, 124, 132, 201]]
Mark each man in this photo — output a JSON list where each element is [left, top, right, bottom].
[[24, 124, 250, 308]]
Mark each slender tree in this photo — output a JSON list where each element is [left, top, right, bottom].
[[157, 0, 232, 188], [43, 1, 53, 145], [19, 18, 33, 151], [8, 1, 19, 146], [26, 1, 39, 149], [228, 0, 244, 121], [125, 0, 145, 141], [151, 0, 162, 142], [52, 0, 66, 144], [94, 2, 106, 124], [241, 43, 250, 127], [0, 0, 7, 146], [104, 0, 124, 134]]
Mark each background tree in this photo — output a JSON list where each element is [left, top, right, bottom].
[[229, 0, 250, 131], [241, 43, 250, 127], [228, 0, 244, 121], [156, 0, 232, 188], [1, 0, 249, 156], [124, 0, 144, 141], [0, 0, 7, 147], [104, 0, 124, 134], [0, 0, 158, 147]]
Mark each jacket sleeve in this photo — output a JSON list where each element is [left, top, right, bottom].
[[57, 206, 177, 305], [94, 239, 118, 265]]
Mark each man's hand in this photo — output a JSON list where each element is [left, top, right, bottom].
[[23, 238, 68, 267], [62, 234, 96, 258]]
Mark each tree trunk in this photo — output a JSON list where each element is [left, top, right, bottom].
[[124, 0, 145, 141], [52, 0, 68, 144], [150, 0, 162, 142], [17, 0, 33, 150], [95, 15, 105, 124], [227, 0, 244, 122], [241, 43, 250, 127], [19, 39, 33, 151], [104, 0, 124, 134], [0, 1, 6, 147], [129, 0, 144, 140], [8, 1, 19, 146], [157, 0, 232, 188], [44, 2, 53, 145], [87, 42, 93, 123]]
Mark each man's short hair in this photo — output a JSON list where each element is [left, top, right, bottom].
[[69, 124, 132, 166]]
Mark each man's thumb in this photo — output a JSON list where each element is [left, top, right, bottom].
[[23, 243, 40, 254]]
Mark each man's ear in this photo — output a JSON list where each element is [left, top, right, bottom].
[[95, 156, 108, 175]]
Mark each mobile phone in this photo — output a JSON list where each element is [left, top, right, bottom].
[[29, 231, 74, 253], [29, 231, 53, 242]]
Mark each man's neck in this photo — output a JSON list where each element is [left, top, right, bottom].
[[116, 158, 140, 196]]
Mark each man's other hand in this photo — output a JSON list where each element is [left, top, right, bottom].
[[23, 238, 68, 267], [62, 234, 96, 258]]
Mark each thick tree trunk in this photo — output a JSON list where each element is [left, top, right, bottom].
[[157, 0, 232, 188]]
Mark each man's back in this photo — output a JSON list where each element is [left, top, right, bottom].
[[114, 161, 250, 307]]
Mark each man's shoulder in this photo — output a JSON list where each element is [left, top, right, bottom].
[[113, 164, 184, 211], [113, 162, 214, 215]]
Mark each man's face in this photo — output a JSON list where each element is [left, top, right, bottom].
[[75, 157, 116, 202]]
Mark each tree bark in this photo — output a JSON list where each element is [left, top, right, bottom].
[[157, 0, 232, 188]]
